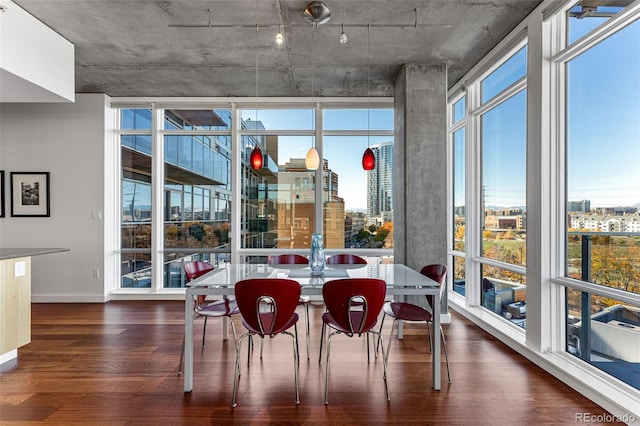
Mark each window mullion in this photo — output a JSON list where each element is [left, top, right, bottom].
[[151, 104, 165, 292]]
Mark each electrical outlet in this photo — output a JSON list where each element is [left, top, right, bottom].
[[92, 268, 101, 278], [14, 261, 26, 277]]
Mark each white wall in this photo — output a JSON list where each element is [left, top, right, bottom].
[[0, 94, 110, 301], [0, 0, 75, 102]]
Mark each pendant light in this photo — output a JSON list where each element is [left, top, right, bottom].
[[362, 25, 375, 171], [305, 23, 320, 170], [250, 25, 263, 170]]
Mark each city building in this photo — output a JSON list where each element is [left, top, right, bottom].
[[568, 199, 591, 212], [366, 141, 393, 224]]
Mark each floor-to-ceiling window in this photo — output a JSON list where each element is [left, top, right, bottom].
[[561, 2, 640, 390], [469, 43, 529, 327], [162, 109, 232, 287], [447, 0, 640, 413], [239, 108, 317, 254], [323, 108, 394, 253], [116, 101, 394, 288], [450, 96, 466, 296], [120, 108, 153, 288]]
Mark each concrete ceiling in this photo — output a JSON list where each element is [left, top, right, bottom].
[[12, 0, 544, 98]]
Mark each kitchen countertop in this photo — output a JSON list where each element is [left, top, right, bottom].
[[0, 248, 70, 260]]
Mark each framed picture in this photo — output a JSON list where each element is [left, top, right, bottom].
[[10, 172, 50, 217], [0, 170, 4, 218]]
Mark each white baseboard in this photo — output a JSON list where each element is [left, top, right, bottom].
[[0, 349, 17, 365]]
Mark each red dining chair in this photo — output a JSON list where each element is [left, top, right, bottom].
[[325, 253, 368, 265], [321, 278, 389, 404], [318, 253, 368, 363], [378, 264, 452, 383], [268, 254, 311, 360], [179, 261, 239, 375], [232, 278, 302, 407]]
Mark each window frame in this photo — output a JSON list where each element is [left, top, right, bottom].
[[114, 98, 394, 291]]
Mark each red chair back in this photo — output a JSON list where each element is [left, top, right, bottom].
[[268, 254, 308, 264], [420, 264, 447, 308], [322, 278, 386, 335], [184, 261, 215, 305], [234, 278, 301, 336], [325, 254, 367, 265], [184, 261, 214, 282]]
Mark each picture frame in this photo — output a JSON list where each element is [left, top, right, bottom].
[[0, 170, 4, 218], [10, 172, 50, 217]]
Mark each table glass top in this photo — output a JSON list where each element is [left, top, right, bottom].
[[187, 263, 438, 291]]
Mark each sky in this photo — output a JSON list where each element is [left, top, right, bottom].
[[566, 16, 640, 208], [454, 13, 640, 210], [242, 108, 394, 210]]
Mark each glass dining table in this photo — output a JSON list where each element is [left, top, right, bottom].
[[183, 262, 443, 392]]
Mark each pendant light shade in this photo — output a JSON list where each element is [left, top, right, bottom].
[[250, 145, 263, 169], [305, 146, 320, 170], [362, 147, 375, 170]]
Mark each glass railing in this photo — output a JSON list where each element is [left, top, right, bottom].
[[567, 231, 640, 293], [566, 289, 639, 390]]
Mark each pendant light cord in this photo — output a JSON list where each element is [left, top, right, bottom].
[[311, 23, 315, 101], [367, 24, 370, 149], [311, 24, 315, 149], [255, 25, 259, 125]]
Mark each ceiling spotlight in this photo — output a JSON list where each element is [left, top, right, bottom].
[[339, 24, 347, 44], [304, 1, 331, 26], [275, 28, 284, 45]]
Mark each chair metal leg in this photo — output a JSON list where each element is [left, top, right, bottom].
[[202, 316, 208, 347], [304, 303, 310, 360], [385, 319, 398, 367], [232, 333, 250, 407], [178, 334, 185, 375], [287, 330, 300, 405], [323, 331, 334, 405], [260, 336, 264, 360], [376, 313, 387, 353], [371, 329, 390, 401], [318, 322, 326, 364], [366, 331, 370, 362], [294, 323, 300, 363], [440, 325, 452, 383]]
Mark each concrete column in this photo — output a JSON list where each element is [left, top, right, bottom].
[[394, 64, 448, 312]]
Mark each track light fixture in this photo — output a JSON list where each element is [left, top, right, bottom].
[[339, 24, 348, 44], [303, 1, 331, 26]]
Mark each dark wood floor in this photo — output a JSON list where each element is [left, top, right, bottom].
[[0, 301, 620, 425]]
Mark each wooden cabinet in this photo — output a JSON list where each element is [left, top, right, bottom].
[[0, 257, 31, 353]]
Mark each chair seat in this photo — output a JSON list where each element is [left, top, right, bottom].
[[322, 311, 375, 335], [383, 301, 432, 322], [299, 295, 311, 304], [196, 299, 240, 317], [242, 312, 299, 336]]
